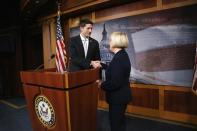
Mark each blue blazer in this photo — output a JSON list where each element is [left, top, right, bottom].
[[101, 49, 132, 104], [69, 35, 101, 71]]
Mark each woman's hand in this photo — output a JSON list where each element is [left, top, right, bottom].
[[96, 80, 102, 88]]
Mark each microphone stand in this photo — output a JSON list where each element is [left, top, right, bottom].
[[34, 54, 55, 71], [34, 64, 44, 71]]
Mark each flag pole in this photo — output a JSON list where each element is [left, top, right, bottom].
[[57, 2, 61, 17], [192, 41, 197, 95], [57, 1, 69, 71], [55, 1, 68, 72]]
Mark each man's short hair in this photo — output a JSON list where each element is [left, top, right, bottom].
[[79, 18, 93, 27]]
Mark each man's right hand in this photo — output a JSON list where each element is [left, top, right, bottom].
[[90, 61, 101, 68]]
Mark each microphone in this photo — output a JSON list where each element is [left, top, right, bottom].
[[34, 54, 55, 71]]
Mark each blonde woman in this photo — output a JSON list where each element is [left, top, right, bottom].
[[100, 32, 132, 131]]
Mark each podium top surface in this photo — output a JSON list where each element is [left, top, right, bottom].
[[20, 68, 99, 89]]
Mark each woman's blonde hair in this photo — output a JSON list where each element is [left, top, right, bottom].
[[110, 32, 129, 48]]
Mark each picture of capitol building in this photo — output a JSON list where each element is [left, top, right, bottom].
[[99, 24, 113, 65], [70, 6, 197, 87]]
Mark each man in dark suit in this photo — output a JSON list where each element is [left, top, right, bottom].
[[69, 18, 101, 71]]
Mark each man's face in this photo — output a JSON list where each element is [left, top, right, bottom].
[[80, 24, 93, 38]]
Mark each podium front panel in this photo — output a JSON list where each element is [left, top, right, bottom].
[[21, 69, 99, 131]]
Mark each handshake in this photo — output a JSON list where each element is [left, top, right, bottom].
[[90, 60, 102, 69]]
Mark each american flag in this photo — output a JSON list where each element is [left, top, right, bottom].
[[55, 14, 67, 73], [192, 43, 197, 95]]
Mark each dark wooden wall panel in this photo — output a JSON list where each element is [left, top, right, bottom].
[[22, 32, 43, 70], [162, 0, 189, 5], [129, 87, 159, 109], [164, 90, 197, 115], [61, 0, 95, 10], [0, 28, 23, 97], [95, 0, 157, 19]]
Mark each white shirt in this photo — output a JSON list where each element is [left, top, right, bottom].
[[80, 34, 89, 58]]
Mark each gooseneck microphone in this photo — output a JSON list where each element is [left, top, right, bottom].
[[34, 54, 55, 71], [50, 54, 55, 59]]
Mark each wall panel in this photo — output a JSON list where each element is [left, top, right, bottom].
[[162, 0, 191, 5], [164, 90, 197, 115], [131, 87, 159, 109], [95, 0, 157, 19], [95, 0, 157, 22], [98, 84, 197, 124], [61, 0, 95, 10]]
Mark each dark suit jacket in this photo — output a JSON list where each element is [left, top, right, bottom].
[[101, 49, 132, 105], [69, 35, 101, 71]]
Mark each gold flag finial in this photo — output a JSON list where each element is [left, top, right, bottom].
[[57, 2, 61, 16]]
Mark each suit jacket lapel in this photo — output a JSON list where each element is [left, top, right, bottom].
[[76, 35, 85, 58]]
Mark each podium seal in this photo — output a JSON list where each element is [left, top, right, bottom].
[[34, 95, 56, 128]]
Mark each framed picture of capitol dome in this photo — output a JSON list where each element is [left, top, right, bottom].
[[70, 5, 197, 87]]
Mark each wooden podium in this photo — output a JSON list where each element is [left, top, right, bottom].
[[20, 68, 99, 131]]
